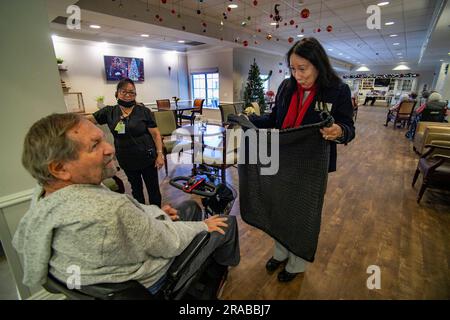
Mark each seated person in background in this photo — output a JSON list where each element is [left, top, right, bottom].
[[363, 90, 377, 106], [12, 113, 240, 294], [389, 93, 411, 111], [405, 92, 447, 139]]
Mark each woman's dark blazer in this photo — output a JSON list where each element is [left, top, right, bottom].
[[250, 79, 355, 172]]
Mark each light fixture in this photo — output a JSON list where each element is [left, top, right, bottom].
[[377, 2, 390, 6], [393, 43, 400, 45], [385, 22, 395, 25], [393, 64, 410, 70], [141, 34, 149, 37], [328, 48, 333, 51], [440, 59, 444, 62], [339, 53, 343, 56], [390, 34, 398, 37], [270, 22, 277, 26], [297, 34, 304, 37], [177, 40, 185, 43], [396, 53, 402, 55], [356, 66, 370, 71], [228, 4, 238, 9], [89, 24, 101, 29]]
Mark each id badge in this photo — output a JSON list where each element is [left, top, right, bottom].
[[114, 120, 125, 134]]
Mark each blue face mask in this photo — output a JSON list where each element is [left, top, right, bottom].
[[117, 99, 135, 108]]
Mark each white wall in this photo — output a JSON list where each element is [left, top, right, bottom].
[[52, 37, 190, 113], [186, 48, 234, 103], [434, 63, 450, 100], [233, 48, 286, 102], [0, 0, 67, 197]]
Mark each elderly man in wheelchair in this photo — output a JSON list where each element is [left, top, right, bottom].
[[12, 113, 240, 300]]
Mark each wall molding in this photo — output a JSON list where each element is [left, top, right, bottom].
[[0, 188, 34, 210]]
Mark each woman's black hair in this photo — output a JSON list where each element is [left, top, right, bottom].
[[115, 78, 136, 98], [284, 37, 342, 105]]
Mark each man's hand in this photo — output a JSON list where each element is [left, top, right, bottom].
[[204, 215, 228, 235], [162, 204, 179, 221]]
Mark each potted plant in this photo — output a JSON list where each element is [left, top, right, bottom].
[[95, 96, 105, 109], [57, 57, 66, 70]]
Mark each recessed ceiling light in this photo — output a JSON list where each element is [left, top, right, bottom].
[[339, 53, 343, 55], [270, 22, 277, 26], [356, 66, 370, 71], [228, 4, 238, 9], [385, 22, 395, 25], [393, 64, 410, 70], [141, 34, 149, 37], [178, 40, 185, 43], [297, 34, 304, 37], [390, 34, 398, 37], [440, 59, 444, 61], [393, 43, 400, 45], [89, 24, 101, 29], [377, 2, 390, 6], [328, 48, 333, 51]]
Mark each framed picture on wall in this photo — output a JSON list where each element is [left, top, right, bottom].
[[64, 92, 85, 113]]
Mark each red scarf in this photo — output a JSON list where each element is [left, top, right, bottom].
[[281, 84, 317, 129]]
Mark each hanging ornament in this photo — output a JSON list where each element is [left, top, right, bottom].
[[177, 13, 181, 18], [253, 0, 258, 5], [155, 14, 160, 19], [295, 25, 298, 28], [288, 37, 294, 43], [257, 28, 261, 32], [182, 26, 186, 30], [161, 0, 167, 3], [273, 4, 283, 26], [241, 21, 247, 26], [284, 22, 287, 26], [247, 16, 251, 21], [202, 22, 207, 27], [301, 28, 304, 33], [197, 9, 201, 14], [159, 18, 163, 22], [254, 40, 258, 44], [266, 34, 272, 40], [301, 8, 310, 19], [290, 20, 295, 25], [227, 7, 231, 12], [317, 28, 321, 32], [171, 9, 176, 14], [220, 37, 223, 41], [279, 69, 283, 73], [270, 14, 273, 18], [326, 25, 333, 32], [276, 38, 280, 41], [203, 29, 206, 33], [243, 40, 248, 47]]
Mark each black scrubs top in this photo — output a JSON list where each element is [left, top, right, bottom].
[[93, 104, 157, 170]]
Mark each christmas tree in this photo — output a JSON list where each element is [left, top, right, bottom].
[[243, 59, 267, 114], [128, 58, 140, 81]]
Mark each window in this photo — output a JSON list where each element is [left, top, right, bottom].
[[191, 73, 219, 107], [260, 74, 269, 94]]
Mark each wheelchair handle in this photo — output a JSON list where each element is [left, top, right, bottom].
[[169, 176, 218, 197]]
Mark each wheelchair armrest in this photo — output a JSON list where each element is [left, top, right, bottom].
[[167, 231, 210, 280]]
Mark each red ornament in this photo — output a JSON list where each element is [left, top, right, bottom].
[[243, 40, 248, 47], [159, 18, 163, 22], [197, 10, 201, 14], [171, 9, 175, 14], [202, 22, 207, 27], [279, 69, 283, 73], [257, 28, 261, 32], [270, 14, 273, 18], [288, 37, 294, 43], [182, 26, 186, 30], [301, 28, 304, 33], [227, 7, 231, 12], [290, 20, 295, 25], [295, 25, 298, 28], [253, 0, 258, 5], [326, 25, 333, 32], [284, 22, 287, 26], [155, 14, 160, 19], [301, 8, 310, 19], [317, 28, 321, 32], [161, 0, 167, 3], [220, 37, 223, 41]]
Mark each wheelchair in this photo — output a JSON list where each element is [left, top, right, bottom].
[[43, 231, 229, 300]]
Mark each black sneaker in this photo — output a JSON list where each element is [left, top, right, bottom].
[[265, 257, 287, 273]]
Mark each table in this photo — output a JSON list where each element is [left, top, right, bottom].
[[166, 105, 195, 126], [174, 124, 226, 175]]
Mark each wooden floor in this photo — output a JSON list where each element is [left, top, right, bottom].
[[121, 105, 450, 300]]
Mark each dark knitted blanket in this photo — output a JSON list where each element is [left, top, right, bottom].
[[229, 114, 332, 262]]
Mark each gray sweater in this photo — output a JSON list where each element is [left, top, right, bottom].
[[12, 184, 208, 288]]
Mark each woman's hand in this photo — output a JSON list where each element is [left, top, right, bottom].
[[155, 153, 165, 169], [320, 124, 343, 141]]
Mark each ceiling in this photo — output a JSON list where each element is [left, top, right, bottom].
[[47, 0, 450, 71]]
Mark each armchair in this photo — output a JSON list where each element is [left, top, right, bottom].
[[413, 122, 450, 155], [181, 99, 205, 125], [384, 100, 416, 129], [412, 142, 450, 203]]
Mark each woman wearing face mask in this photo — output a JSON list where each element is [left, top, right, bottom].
[[248, 37, 355, 282], [87, 78, 164, 207]]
